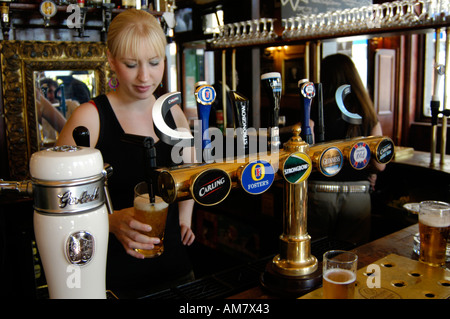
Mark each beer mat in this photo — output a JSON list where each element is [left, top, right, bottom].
[[299, 254, 450, 299]]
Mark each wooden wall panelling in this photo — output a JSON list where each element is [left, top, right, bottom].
[[374, 48, 396, 140], [401, 34, 419, 147]]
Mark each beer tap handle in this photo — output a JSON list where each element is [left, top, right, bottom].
[[431, 101, 440, 126], [0, 180, 33, 196], [316, 83, 325, 143], [59, 84, 66, 118], [195, 84, 216, 162], [299, 80, 315, 145], [119, 133, 156, 203], [261, 72, 282, 150], [229, 91, 250, 156], [73, 126, 90, 147], [0, 2, 11, 40], [431, 64, 445, 126], [102, 164, 114, 215], [143, 137, 156, 204], [101, 2, 115, 42]]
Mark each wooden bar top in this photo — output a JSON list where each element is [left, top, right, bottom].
[[228, 223, 449, 299], [392, 150, 450, 175]]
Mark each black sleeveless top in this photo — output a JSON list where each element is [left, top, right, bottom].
[[92, 95, 192, 296]]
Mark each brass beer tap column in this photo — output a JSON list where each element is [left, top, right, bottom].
[[260, 125, 322, 296], [272, 126, 317, 276]]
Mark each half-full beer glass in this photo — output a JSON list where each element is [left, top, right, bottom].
[[418, 201, 450, 267], [133, 181, 169, 258], [322, 250, 358, 299]]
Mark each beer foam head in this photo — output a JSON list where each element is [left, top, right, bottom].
[[419, 213, 450, 228], [419, 201, 450, 227], [134, 194, 168, 211], [323, 268, 356, 285]]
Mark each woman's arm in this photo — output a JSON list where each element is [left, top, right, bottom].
[[178, 200, 195, 246], [56, 102, 100, 147], [37, 94, 67, 133]]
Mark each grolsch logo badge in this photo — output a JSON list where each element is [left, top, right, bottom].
[[350, 142, 371, 169], [240, 160, 275, 195], [319, 147, 343, 177], [376, 138, 394, 164], [282, 152, 312, 184], [191, 169, 231, 206]]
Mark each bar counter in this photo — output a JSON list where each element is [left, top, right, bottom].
[[226, 150, 450, 299], [392, 149, 450, 174], [228, 223, 449, 299], [1, 149, 448, 299]]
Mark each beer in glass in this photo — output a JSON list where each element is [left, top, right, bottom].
[[134, 182, 169, 258], [322, 250, 358, 299], [418, 201, 450, 267]]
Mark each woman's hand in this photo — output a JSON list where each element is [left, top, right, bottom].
[[108, 207, 161, 259], [180, 223, 195, 246]]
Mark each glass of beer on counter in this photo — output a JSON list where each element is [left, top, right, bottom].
[[322, 250, 358, 299], [418, 201, 450, 267], [133, 181, 169, 258]]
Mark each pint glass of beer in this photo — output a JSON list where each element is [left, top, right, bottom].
[[133, 182, 169, 258], [418, 201, 450, 267], [322, 250, 358, 299]]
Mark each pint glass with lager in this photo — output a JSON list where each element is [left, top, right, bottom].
[[133, 182, 169, 258], [322, 250, 358, 299], [418, 201, 450, 267]]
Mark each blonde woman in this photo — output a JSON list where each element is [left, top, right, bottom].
[[57, 9, 195, 298]]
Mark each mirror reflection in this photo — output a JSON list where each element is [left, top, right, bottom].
[[34, 70, 96, 148]]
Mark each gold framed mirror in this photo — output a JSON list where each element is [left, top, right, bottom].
[[1, 41, 110, 180]]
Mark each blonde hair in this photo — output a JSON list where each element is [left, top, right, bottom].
[[107, 9, 167, 59]]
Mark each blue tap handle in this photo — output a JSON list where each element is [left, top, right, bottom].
[[299, 80, 315, 145], [198, 103, 211, 149], [195, 85, 216, 161]]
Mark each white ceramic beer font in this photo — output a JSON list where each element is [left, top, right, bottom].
[[261, 72, 282, 152], [31, 128, 113, 298]]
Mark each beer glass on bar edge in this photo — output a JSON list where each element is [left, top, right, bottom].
[[418, 201, 450, 267], [133, 181, 169, 258], [322, 250, 358, 299]]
